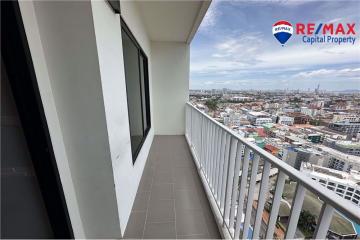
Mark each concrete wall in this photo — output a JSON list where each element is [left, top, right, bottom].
[[151, 42, 190, 135], [20, 1, 122, 238], [19, 0, 190, 237], [92, 1, 154, 235]]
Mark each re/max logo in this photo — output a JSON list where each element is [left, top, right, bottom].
[[295, 23, 356, 35]]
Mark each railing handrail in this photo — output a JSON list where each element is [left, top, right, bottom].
[[186, 102, 360, 224]]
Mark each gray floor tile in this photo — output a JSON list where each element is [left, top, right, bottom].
[[174, 173, 201, 190], [175, 190, 203, 210], [124, 211, 146, 239], [177, 234, 210, 239], [147, 199, 175, 222], [143, 221, 176, 239], [142, 166, 155, 180], [126, 135, 220, 239], [151, 183, 174, 200], [153, 169, 174, 184], [174, 158, 196, 168], [176, 209, 209, 236], [139, 178, 152, 192], [201, 206, 221, 239], [132, 191, 150, 211]]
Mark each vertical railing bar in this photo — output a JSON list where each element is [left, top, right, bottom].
[[193, 109, 197, 158], [265, 171, 287, 239], [202, 115, 206, 169], [186, 105, 188, 135], [190, 106, 194, 146], [234, 147, 251, 239], [204, 119, 209, 174], [207, 121, 211, 182], [197, 111, 200, 155], [214, 128, 222, 196], [252, 161, 271, 239], [201, 115, 207, 170], [199, 114, 203, 164], [216, 131, 226, 201], [242, 154, 260, 239], [206, 122, 215, 182], [209, 126, 217, 189], [229, 143, 244, 231], [210, 126, 217, 189], [220, 134, 231, 211], [212, 127, 219, 191], [285, 184, 306, 239], [313, 203, 334, 239], [223, 137, 238, 226]]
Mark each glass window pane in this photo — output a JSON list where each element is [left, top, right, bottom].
[[139, 54, 148, 132], [122, 29, 144, 156]]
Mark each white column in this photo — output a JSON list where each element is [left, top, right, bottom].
[[234, 147, 251, 239], [285, 184, 306, 239], [242, 154, 260, 239], [265, 171, 286, 239], [252, 161, 271, 239], [314, 203, 334, 239]]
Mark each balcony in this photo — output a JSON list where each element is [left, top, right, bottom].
[[6, 1, 359, 238], [124, 136, 221, 239], [126, 103, 360, 239]]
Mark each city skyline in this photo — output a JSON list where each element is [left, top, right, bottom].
[[190, 0, 360, 91]]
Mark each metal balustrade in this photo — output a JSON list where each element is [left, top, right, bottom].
[[185, 102, 360, 239]]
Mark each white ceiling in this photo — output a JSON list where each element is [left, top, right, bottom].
[[136, 0, 210, 43]]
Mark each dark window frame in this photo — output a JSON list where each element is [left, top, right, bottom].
[[1, 1, 73, 238], [121, 17, 151, 163]]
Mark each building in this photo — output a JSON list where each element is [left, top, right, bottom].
[[316, 146, 360, 172], [329, 121, 360, 137], [307, 133, 323, 143], [247, 111, 271, 125], [282, 147, 320, 170], [255, 118, 273, 125], [288, 112, 311, 124], [301, 107, 318, 117], [302, 164, 360, 207], [332, 114, 359, 123], [277, 116, 294, 126], [331, 141, 360, 157]]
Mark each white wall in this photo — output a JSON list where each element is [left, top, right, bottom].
[[20, 1, 121, 238], [20, 0, 189, 237], [151, 42, 190, 135], [91, 1, 154, 235]]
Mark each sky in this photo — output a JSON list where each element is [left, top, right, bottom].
[[190, 0, 360, 91]]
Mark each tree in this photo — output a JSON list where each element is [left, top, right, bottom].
[[205, 99, 218, 116], [298, 210, 316, 237]]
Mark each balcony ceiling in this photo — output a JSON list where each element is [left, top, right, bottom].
[[136, 0, 211, 43]]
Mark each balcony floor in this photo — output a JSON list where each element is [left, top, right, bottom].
[[124, 135, 221, 239]]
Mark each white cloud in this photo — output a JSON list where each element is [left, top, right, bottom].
[[191, 39, 360, 76], [199, 0, 221, 31], [293, 67, 360, 79], [327, 17, 343, 23]]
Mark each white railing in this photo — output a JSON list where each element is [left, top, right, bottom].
[[185, 103, 360, 239]]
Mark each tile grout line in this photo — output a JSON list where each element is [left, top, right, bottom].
[[173, 167, 178, 239], [141, 162, 155, 239]]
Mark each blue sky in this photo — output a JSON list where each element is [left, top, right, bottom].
[[190, 0, 360, 90]]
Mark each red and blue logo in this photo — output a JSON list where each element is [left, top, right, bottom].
[[273, 20, 356, 45], [272, 20, 293, 45]]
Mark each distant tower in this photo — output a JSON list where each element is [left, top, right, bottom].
[[315, 83, 320, 94]]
